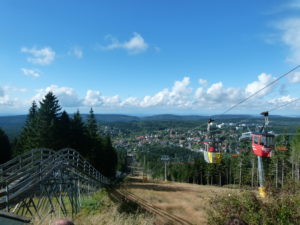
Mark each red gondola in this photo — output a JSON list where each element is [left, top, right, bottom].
[[251, 112, 275, 158]]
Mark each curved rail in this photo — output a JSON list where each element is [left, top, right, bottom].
[[115, 189, 193, 225]]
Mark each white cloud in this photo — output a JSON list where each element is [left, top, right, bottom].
[[84, 90, 103, 106], [69, 46, 83, 59], [21, 68, 41, 78], [103, 95, 120, 105], [101, 33, 148, 54], [21, 46, 55, 65], [138, 77, 192, 108], [33, 85, 81, 107], [194, 82, 243, 108], [245, 73, 275, 96], [120, 97, 140, 107], [4, 71, 300, 114], [0, 87, 21, 107], [289, 72, 300, 83], [268, 95, 297, 105], [83, 90, 121, 107], [3, 86, 27, 93], [276, 18, 300, 63]]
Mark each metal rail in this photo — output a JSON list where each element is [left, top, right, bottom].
[[0, 148, 110, 221], [115, 189, 193, 225]]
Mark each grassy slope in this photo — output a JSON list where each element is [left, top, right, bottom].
[[32, 190, 154, 225], [123, 176, 238, 225]]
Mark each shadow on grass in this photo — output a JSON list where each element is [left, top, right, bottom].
[[106, 188, 146, 215], [126, 183, 188, 192]]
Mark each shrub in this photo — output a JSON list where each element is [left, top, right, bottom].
[[208, 187, 300, 225]]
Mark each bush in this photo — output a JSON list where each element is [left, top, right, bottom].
[[80, 190, 112, 214], [208, 188, 300, 225]]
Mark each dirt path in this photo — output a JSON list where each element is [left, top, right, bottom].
[[121, 177, 238, 225]]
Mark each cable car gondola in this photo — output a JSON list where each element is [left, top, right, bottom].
[[251, 112, 275, 158], [251, 112, 275, 198], [203, 119, 223, 164]]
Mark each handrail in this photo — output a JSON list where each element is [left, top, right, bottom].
[[0, 148, 110, 212]]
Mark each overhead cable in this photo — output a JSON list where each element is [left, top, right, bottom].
[[221, 65, 300, 115], [268, 97, 300, 113]]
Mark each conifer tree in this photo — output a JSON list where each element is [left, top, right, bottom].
[[87, 108, 98, 140], [57, 111, 71, 149], [86, 108, 102, 163], [69, 110, 88, 157], [0, 128, 12, 164], [101, 136, 118, 178], [37, 92, 62, 149], [14, 101, 39, 154]]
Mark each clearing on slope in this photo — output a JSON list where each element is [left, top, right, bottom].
[[122, 176, 238, 225]]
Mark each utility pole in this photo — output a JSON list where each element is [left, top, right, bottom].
[[164, 161, 167, 181], [239, 160, 242, 187], [257, 156, 266, 198], [282, 159, 285, 187], [161, 155, 170, 182], [251, 158, 254, 187], [275, 160, 278, 188]]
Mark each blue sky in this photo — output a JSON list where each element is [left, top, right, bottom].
[[1, 0, 300, 115]]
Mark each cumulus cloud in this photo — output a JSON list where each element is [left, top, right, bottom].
[[84, 90, 103, 106], [101, 33, 148, 54], [21, 46, 55, 65], [268, 95, 297, 105], [5, 71, 298, 113], [83, 90, 121, 107], [69, 46, 83, 59], [120, 97, 140, 107], [245, 73, 275, 96], [21, 68, 41, 78], [194, 82, 243, 107], [138, 77, 192, 108], [33, 85, 81, 107]]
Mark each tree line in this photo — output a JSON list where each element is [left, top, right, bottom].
[[138, 133, 300, 189], [0, 92, 118, 178]]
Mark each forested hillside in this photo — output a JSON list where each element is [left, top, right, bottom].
[[0, 92, 118, 178]]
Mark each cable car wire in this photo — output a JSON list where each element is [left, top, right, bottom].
[[268, 97, 300, 113], [221, 65, 300, 115]]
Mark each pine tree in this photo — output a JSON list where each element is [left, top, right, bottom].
[[14, 101, 39, 154], [0, 128, 12, 164], [37, 92, 62, 149], [69, 110, 88, 157], [57, 111, 72, 149], [86, 108, 102, 163], [87, 108, 98, 140], [102, 136, 118, 178]]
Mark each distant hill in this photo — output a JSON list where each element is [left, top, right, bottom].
[[92, 114, 140, 122], [0, 113, 299, 140], [141, 114, 208, 121], [0, 115, 26, 140]]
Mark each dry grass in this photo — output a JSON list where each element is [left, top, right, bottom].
[[123, 176, 238, 225], [32, 190, 155, 225]]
